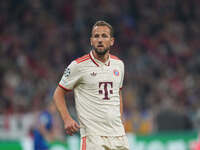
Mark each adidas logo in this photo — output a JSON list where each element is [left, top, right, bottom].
[[90, 72, 97, 76]]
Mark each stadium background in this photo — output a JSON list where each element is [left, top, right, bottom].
[[0, 0, 200, 149]]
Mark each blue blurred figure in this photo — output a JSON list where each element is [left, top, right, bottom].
[[33, 101, 57, 150]]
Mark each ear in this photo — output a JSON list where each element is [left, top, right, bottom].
[[111, 37, 114, 46]]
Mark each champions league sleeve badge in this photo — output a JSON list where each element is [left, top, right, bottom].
[[64, 68, 71, 77]]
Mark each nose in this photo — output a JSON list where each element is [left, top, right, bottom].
[[97, 37, 103, 42]]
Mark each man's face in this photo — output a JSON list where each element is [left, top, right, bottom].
[[90, 26, 114, 55]]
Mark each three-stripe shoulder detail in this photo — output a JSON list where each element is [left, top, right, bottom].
[[110, 54, 120, 60], [75, 54, 90, 63]]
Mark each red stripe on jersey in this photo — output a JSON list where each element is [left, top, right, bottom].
[[110, 54, 120, 60], [78, 54, 89, 60], [82, 137, 86, 150], [58, 84, 72, 92], [76, 57, 90, 63], [89, 53, 99, 67], [75, 54, 90, 63]]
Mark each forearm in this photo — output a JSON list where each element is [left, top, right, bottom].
[[53, 86, 80, 136], [53, 86, 72, 123]]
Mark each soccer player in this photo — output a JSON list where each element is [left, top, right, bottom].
[[53, 20, 129, 150], [33, 102, 57, 150]]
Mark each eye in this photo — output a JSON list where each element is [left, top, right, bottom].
[[94, 34, 99, 38], [102, 33, 108, 38]]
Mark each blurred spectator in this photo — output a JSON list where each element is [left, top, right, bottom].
[[32, 101, 61, 150], [155, 98, 193, 131]]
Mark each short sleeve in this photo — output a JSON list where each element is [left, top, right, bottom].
[[119, 62, 124, 89], [59, 61, 81, 90]]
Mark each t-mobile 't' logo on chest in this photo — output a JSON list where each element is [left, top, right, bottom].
[[99, 82, 113, 100]]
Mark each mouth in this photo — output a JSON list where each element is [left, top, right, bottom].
[[97, 45, 104, 48]]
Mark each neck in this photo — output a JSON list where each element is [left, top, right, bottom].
[[92, 50, 109, 63]]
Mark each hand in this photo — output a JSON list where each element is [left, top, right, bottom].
[[64, 118, 80, 136]]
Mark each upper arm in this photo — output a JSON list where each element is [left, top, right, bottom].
[[53, 86, 69, 99], [119, 61, 124, 89], [119, 89, 123, 104]]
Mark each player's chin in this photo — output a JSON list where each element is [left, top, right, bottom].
[[96, 46, 105, 51], [95, 48, 108, 55]]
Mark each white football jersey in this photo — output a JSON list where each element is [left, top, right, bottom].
[[59, 51, 125, 137]]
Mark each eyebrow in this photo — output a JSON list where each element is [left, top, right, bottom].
[[93, 33, 109, 37]]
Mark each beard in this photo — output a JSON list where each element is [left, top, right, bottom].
[[92, 45, 110, 56]]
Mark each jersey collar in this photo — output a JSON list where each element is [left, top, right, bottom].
[[89, 51, 110, 67]]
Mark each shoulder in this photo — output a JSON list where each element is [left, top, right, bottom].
[[39, 111, 50, 122], [110, 54, 124, 65], [75, 54, 90, 64], [110, 54, 124, 72], [66, 54, 90, 70], [110, 54, 121, 60], [40, 111, 50, 117]]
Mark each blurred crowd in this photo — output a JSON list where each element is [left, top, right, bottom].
[[1, 0, 200, 135]]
